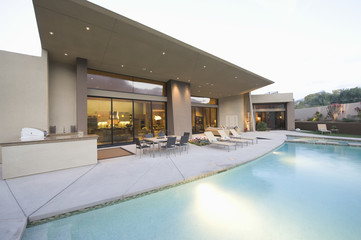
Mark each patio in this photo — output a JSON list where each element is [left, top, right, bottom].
[[1, 131, 343, 240]]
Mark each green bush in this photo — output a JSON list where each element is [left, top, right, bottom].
[[312, 111, 323, 121], [256, 121, 267, 131]]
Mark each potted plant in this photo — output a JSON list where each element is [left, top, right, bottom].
[[331, 125, 339, 133]]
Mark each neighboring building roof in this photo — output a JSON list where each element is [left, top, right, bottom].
[[33, 0, 273, 98], [252, 93, 294, 103]]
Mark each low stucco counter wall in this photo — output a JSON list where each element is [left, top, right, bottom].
[[1, 134, 98, 179]]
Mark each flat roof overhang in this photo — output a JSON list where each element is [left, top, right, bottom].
[[33, 0, 273, 98]]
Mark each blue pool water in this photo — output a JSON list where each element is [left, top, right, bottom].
[[23, 143, 361, 240]]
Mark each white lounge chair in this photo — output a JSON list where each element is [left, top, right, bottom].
[[217, 130, 249, 147], [204, 131, 236, 152], [230, 129, 258, 144], [317, 124, 331, 134]]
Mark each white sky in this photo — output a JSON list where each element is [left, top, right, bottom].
[[1, 0, 360, 100]]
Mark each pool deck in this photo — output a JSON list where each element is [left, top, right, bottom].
[[1, 131, 360, 240]]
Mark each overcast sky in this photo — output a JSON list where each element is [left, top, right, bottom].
[[1, 0, 360, 100]]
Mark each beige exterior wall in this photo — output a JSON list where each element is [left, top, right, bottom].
[[167, 80, 192, 136], [252, 93, 294, 103], [0, 50, 48, 143], [218, 95, 246, 129], [49, 61, 77, 133], [287, 101, 296, 130]]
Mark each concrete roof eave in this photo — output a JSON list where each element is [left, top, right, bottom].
[[33, 0, 274, 98]]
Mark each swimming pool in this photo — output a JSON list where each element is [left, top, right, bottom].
[[23, 143, 361, 240]]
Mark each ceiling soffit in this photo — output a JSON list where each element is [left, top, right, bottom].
[[33, 0, 273, 98]]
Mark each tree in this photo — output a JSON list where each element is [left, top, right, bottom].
[[296, 87, 361, 109]]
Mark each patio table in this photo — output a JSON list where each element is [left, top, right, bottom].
[[144, 137, 168, 157], [144, 136, 180, 157]]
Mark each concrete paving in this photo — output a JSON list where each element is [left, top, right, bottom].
[[1, 131, 358, 240]]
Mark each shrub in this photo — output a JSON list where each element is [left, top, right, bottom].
[[355, 103, 361, 121], [326, 103, 344, 120], [256, 121, 267, 131], [312, 111, 323, 122]]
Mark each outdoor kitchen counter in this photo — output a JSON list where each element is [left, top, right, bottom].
[[0, 134, 98, 179]]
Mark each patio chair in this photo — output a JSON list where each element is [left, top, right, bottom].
[[217, 130, 249, 147], [230, 129, 258, 144], [161, 137, 177, 156], [157, 131, 165, 137], [204, 131, 236, 152], [183, 132, 190, 151], [317, 124, 331, 134], [135, 137, 151, 158], [176, 135, 189, 154]]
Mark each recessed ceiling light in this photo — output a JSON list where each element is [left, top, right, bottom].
[[121, 64, 124, 68], [90, 77, 94, 80], [203, 65, 207, 68], [198, 85, 202, 88], [176, 77, 179, 80], [86, 26, 90, 30], [206, 83, 209, 85], [150, 70, 153, 73], [188, 80, 191, 82], [210, 83, 214, 86], [64, 53, 68, 56], [49, 31, 54, 35], [142, 67, 147, 71], [235, 76, 238, 79], [198, 90, 201, 92], [162, 52, 166, 55]]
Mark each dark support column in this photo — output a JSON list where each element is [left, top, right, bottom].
[[167, 80, 192, 136], [76, 58, 88, 133]]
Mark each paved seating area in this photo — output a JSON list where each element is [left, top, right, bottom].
[[1, 131, 339, 240]]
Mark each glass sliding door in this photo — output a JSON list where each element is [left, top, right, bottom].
[[113, 99, 133, 144], [87, 97, 112, 145], [210, 108, 217, 127], [152, 102, 166, 137], [134, 101, 152, 140], [192, 107, 217, 133], [195, 107, 204, 133], [88, 97, 167, 145]]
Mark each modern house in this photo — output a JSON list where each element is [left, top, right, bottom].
[[0, 0, 295, 148]]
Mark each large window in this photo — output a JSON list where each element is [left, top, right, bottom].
[[254, 103, 286, 130], [191, 107, 217, 133], [87, 97, 112, 145], [152, 102, 166, 137], [87, 97, 166, 146], [134, 101, 152, 139], [87, 70, 166, 96], [113, 99, 133, 144]]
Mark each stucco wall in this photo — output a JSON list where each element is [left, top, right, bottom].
[[49, 61, 77, 133], [295, 102, 360, 121], [167, 80, 192, 136], [252, 93, 294, 103], [218, 95, 245, 129], [0, 50, 48, 143]]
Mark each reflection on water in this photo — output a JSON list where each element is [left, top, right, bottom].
[[23, 143, 361, 240]]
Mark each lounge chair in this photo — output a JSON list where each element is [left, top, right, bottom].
[[317, 124, 331, 134], [204, 131, 236, 152], [230, 129, 258, 144], [217, 130, 249, 147]]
